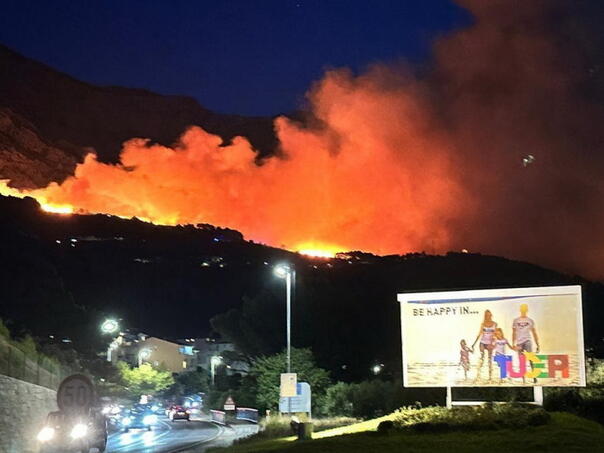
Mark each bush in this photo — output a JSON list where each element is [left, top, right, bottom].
[[322, 382, 354, 417], [321, 380, 446, 419], [321, 379, 407, 419], [544, 359, 604, 424], [392, 404, 550, 432], [377, 420, 395, 434]]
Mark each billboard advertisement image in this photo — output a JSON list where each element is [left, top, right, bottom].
[[398, 286, 585, 387]]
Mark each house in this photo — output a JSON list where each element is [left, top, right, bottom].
[[108, 332, 196, 373]]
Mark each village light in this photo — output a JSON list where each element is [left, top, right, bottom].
[[138, 348, 151, 366], [372, 364, 384, 375]]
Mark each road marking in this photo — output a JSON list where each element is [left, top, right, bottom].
[[107, 419, 173, 452]]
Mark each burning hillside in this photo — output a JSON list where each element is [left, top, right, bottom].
[[2, 0, 604, 277], [0, 81, 462, 257]]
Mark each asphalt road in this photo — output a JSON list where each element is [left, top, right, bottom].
[[106, 418, 223, 453]]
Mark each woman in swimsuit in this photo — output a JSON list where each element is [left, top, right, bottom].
[[472, 309, 497, 382]]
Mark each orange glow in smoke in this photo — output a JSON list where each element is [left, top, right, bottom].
[[0, 70, 465, 256]]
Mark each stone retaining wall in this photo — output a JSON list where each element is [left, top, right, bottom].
[[0, 374, 57, 453]]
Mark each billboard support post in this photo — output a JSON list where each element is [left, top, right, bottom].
[[446, 386, 452, 409], [533, 386, 543, 406]]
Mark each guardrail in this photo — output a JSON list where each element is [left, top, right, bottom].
[[210, 410, 226, 425], [235, 407, 258, 423], [0, 337, 74, 390]]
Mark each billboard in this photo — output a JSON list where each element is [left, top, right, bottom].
[[398, 286, 585, 387]]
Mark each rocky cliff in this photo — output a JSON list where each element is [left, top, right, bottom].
[[0, 44, 277, 188]]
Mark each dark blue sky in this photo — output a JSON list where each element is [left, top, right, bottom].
[[0, 0, 468, 116]]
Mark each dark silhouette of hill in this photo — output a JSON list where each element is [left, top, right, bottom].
[[1, 195, 601, 380], [0, 44, 277, 187]]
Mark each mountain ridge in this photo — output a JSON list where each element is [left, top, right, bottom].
[[0, 43, 278, 187]]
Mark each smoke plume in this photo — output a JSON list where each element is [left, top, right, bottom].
[[3, 0, 604, 278]]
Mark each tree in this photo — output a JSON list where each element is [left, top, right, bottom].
[[322, 381, 354, 417], [117, 362, 174, 399], [251, 348, 330, 412], [164, 370, 209, 399]]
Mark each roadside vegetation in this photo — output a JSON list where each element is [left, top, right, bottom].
[[210, 409, 604, 453], [245, 415, 361, 442], [0, 317, 79, 388]]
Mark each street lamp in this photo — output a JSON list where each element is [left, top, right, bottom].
[[211, 355, 222, 386], [274, 264, 295, 374], [138, 348, 151, 366], [100, 318, 119, 334]]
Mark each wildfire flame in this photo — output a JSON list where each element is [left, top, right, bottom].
[[40, 203, 74, 215], [297, 243, 342, 259], [0, 71, 461, 257], [0, 180, 73, 215]]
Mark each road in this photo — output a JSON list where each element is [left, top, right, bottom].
[[106, 418, 224, 453]]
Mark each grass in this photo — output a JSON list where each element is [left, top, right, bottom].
[[254, 415, 361, 439], [225, 415, 361, 446], [209, 412, 604, 453]]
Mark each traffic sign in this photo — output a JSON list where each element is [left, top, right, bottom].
[[279, 382, 311, 414], [57, 374, 95, 413], [280, 373, 297, 397], [223, 395, 236, 411]]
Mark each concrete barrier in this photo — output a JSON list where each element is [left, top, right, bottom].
[[235, 407, 258, 423], [210, 409, 226, 425], [0, 374, 58, 453]]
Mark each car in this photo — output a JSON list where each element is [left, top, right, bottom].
[[37, 410, 107, 453], [121, 405, 158, 432], [168, 405, 190, 422], [165, 404, 183, 417]]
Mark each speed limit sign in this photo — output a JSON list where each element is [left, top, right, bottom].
[[57, 374, 95, 412]]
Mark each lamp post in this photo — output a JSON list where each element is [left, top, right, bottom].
[[274, 264, 295, 374], [100, 319, 120, 362], [211, 355, 222, 386]]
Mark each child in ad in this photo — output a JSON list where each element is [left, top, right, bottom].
[[459, 339, 473, 380], [493, 327, 516, 383]]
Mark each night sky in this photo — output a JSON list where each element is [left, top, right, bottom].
[[0, 0, 468, 116]]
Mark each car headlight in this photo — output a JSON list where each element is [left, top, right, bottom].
[[122, 416, 132, 425], [37, 427, 55, 442], [70, 423, 88, 439], [143, 415, 157, 425]]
